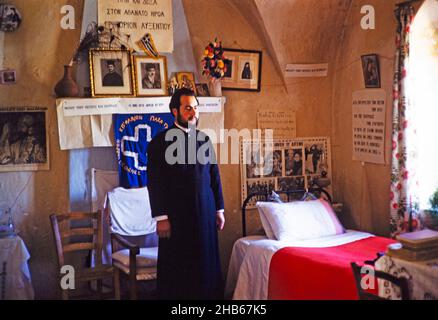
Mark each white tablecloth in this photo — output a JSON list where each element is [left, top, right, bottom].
[[0, 235, 34, 300], [375, 255, 438, 300]]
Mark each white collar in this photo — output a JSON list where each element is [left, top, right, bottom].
[[174, 121, 191, 133]]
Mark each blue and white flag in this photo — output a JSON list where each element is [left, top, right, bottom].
[[114, 113, 174, 188]]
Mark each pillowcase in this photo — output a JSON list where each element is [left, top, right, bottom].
[[256, 199, 345, 241], [257, 191, 283, 239]]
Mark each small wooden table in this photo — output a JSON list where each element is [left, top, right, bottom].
[[375, 254, 438, 300], [0, 235, 34, 299]]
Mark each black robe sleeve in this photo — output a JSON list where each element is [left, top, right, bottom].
[[147, 135, 169, 218], [210, 162, 224, 212]]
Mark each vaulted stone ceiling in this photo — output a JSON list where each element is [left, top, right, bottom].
[[227, 0, 353, 89]]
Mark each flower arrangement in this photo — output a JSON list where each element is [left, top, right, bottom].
[[201, 38, 227, 79]]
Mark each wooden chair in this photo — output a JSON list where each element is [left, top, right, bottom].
[[351, 262, 410, 300], [106, 187, 158, 300], [50, 211, 114, 300]]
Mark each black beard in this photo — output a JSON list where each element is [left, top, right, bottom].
[[176, 112, 199, 128]]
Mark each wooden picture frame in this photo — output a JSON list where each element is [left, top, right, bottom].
[[176, 72, 196, 93], [89, 49, 134, 97], [222, 48, 262, 92], [195, 83, 210, 97], [133, 55, 168, 97], [361, 54, 381, 88]]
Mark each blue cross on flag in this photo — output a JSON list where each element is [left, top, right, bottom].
[[114, 113, 174, 188]]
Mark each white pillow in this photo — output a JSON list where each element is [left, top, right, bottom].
[[256, 199, 345, 241], [258, 208, 275, 239]]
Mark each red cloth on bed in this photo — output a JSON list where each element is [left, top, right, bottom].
[[268, 236, 395, 300]]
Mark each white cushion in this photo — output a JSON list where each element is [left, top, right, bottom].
[[258, 209, 275, 239], [256, 199, 345, 241], [112, 247, 158, 268], [113, 261, 157, 280]]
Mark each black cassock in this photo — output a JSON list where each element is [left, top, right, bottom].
[[147, 125, 224, 299]]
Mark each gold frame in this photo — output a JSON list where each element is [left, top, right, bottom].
[[176, 72, 196, 94], [133, 55, 168, 97], [89, 49, 135, 97]]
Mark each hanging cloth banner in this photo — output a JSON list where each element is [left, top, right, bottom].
[[98, 0, 173, 53], [114, 113, 174, 188]]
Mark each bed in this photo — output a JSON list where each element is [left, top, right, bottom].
[[225, 188, 395, 300]]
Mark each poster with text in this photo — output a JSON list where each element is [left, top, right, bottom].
[[98, 0, 173, 53], [352, 90, 386, 164]]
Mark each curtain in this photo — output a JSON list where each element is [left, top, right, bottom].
[[390, 5, 420, 237]]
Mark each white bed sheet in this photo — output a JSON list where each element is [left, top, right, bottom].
[[225, 230, 374, 300]]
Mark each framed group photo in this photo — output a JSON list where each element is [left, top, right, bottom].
[[222, 48, 262, 92], [133, 55, 168, 96], [89, 49, 134, 97], [361, 54, 380, 88]]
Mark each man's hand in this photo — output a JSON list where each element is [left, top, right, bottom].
[[216, 211, 225, 231], [157, 219, 171, 239]]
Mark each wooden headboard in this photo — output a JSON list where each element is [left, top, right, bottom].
[[241, 188, 332, 237]]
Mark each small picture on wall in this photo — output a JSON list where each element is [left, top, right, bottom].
[[361, 54, 380, 88], [195, 83, 210, 97], [0, 69, 17, 85], [89, 49, 134, 97], [133, 55, 168, 96], [177, 72, 196, 93], [222, 48, 262, 92]]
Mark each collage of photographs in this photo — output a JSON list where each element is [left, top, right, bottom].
[[240, 137, 332, 208]]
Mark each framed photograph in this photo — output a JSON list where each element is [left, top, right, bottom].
[[361, 54, 380, 88], [89, 49, 134, 97], [222, 48, 262, 92], [195, 83, 210, 97], [0, 107, 49, 172], [0, 69, 17, 84], [177, 72, 196, 93], [133, 55, 168, 97], [240, 137, 331, 208]]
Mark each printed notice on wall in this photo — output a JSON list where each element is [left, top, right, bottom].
[[352, 90, 386, 164], [285, 64, 328, 77], [257, 109, 296, 138], [98, 0, 173, 53]]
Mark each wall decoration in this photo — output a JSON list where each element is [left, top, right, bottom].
[[361, 54, 381, 88], [176, 72, 196, 93], [352, 89, 386, 164], [284, 63, 328, 78], [133, 55, 168, 97], [240, 137, 331, 208], [89, 49, 134, 97], [195, 83, 210, 97], [97, 0, 173, 53], [0, 4, 22, 32], [222, 48, 262, 92], [114, 113, 174, 188], [257, 109, 296, 138], [0, 69, 16, 85], [0, 107, 49, 172]]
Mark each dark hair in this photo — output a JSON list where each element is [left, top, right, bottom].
[[106, 60, 115, 66], [169, 88, 198, 112]]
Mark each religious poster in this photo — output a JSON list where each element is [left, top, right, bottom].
[[257, 109, 296, 138], [240, 137, 331, 208], [114, 113, 173, 188], [284, 63, 328, 77], [0, 106, 49, 172], [352, 90, 386, 164], [98, 0, 173, 53]]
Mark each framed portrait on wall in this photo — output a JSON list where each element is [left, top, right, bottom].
[[133, 55, 168, 96], [0, 107, 49, 172], [222, 48, 262, 92], [89, 49, 134, 97], [361, 54, 381, 88], [176, 72, 196, 93]]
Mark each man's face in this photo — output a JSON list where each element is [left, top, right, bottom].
[[147, 67, 155, 78], [108, 64, 115, 73], [173, 95, 199, 127]]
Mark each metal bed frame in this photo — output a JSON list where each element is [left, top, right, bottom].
[[241, 188, 332, 237]]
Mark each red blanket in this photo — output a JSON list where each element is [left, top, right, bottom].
[[268, 236, 395, 300]]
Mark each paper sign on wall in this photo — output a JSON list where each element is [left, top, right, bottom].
[[98, 0, 173, 53], [285, 64, 328, 77], [352, 90, 386, 164], [257, 109, 296, 138]]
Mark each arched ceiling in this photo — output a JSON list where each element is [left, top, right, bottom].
[[228, 0, 353, 89]]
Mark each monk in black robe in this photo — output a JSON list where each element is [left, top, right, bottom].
[[147, 88, 225, 299]]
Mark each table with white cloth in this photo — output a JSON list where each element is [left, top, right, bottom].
[[0, 235, 34, 300], [375, 255, 438, 300]]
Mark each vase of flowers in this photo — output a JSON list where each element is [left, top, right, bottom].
[[201, 38, 227, 97]]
